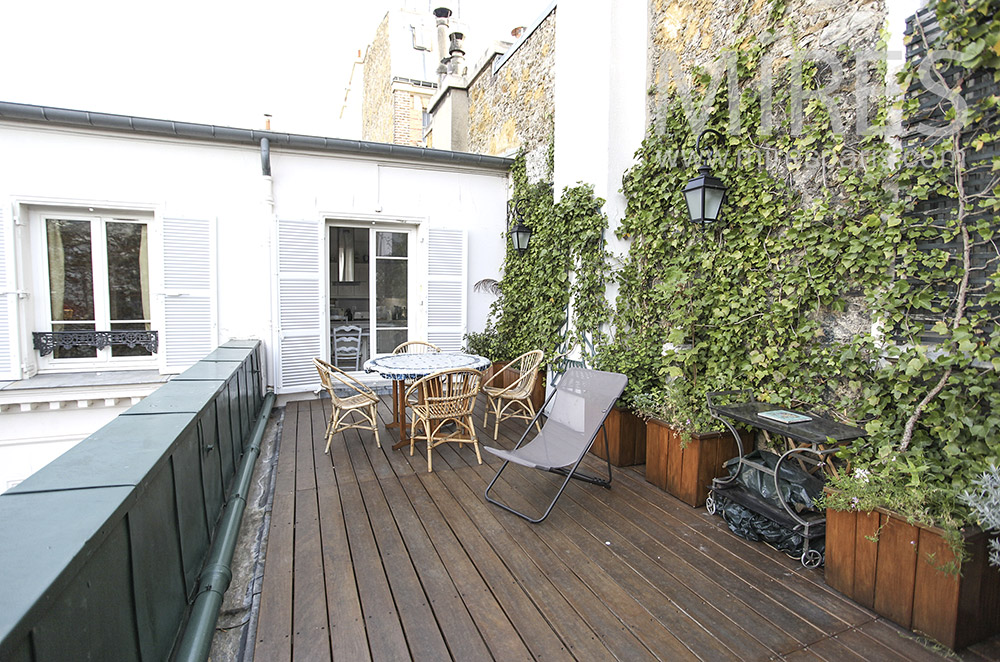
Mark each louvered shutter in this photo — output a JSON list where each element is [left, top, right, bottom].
[[0, 208, 19, 380], [160, 217, 216, 373], [426, 229, 467, 351], [275, 219, 322, 393]]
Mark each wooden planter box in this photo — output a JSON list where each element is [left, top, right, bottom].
[[589, 406, 647, 467], [644, 418, 753, 507], [826, 507, 1000, 649]]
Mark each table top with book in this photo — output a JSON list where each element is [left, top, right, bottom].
[[708, 400, 867, 446]]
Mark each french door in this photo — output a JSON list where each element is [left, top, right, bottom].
[[329, 225, 413, 367]]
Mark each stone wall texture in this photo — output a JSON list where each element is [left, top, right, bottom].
[[648, 0, 887, 150], [363, 15, 393, 144], [467, 8, 556, 179]]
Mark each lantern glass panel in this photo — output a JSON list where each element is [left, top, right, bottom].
[[511, 226, 531, 251], [704, 186, 725, 221], [685, 187, 704, 222]]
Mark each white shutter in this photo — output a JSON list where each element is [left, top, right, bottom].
[[160, 217, 216, 373], [275, 219, 322, 393], [426, 229, 467, 351], [0, 208, 19, 380]]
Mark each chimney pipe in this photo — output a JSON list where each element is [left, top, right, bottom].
[[448, 31, 465, 76], [434, 7, 452, 75]]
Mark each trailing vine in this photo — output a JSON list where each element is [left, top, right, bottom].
[[488, 143, 611, 365]]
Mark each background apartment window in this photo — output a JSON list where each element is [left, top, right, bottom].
[[42, 215, 151, 362]]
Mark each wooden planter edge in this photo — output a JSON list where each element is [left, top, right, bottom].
[[825, 504, 1000, 650]]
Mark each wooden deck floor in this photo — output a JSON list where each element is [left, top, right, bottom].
[[254, 394, 1000, 661]]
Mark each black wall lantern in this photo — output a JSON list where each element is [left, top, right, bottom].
[[507, 198, 531, 253], [683, 128, 728, 229]]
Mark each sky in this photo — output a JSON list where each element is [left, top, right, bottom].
[[1, 0, 547, 138]]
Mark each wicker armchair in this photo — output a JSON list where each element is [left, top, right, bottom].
[[314, 358, 380, 453], [393, 340, 443, 409], [482, 349, 544, 440], [392, 341, 441, 354], [406, 368, 482, 472]]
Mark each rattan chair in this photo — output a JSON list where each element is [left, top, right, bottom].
[[392, 341, 441, 354], [406, 368, 482, 472], [393, 340, 442, 409], [314, 358, 380, 453], [482, 349, 544, 440]]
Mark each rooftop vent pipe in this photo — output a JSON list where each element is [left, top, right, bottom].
[[434, 7, 452, 74], [448, 31, 466, 75]]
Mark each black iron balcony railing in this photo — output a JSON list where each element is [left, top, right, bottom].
[[32, 330, 159, 356]]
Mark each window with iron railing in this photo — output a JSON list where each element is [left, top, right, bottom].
[[31, 211, 157, 368]]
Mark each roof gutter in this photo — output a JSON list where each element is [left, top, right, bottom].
[[0, 101, 513, 171]]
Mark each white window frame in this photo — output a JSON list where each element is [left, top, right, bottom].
[[29, 208, 159, 372]]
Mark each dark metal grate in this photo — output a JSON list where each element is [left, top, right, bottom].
[[32, 330, 159, 356]]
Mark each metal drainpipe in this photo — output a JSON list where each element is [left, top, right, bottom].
[[173, 389, 276, 662], [260, 136, 271, 176]]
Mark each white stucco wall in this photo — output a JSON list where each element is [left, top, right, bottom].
[[0, 118, 509, 487], [552, 0, 648, 317]]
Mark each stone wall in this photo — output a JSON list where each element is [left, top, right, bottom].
[[648, 0, 887, 159], [467, 8, 556, 181], [362, 15, 393, 144]]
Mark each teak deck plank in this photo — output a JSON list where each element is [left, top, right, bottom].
[[251, 396, 996, 662], [356, 434, 495, 661], [431, 448, 661, 661], [312, 402, 371, 662], [290, 403, 331, 660], [252, 400, 298, 662]]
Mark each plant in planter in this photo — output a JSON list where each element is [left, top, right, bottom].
[[820, 1, 1000, 648], [630, 381, 753, 507]]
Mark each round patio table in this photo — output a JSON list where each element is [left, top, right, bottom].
[[364, 352, 491, 449]]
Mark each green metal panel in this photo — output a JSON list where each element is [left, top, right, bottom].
[[129, 465, 187, 661], [236, 364, 252, 442], [0, 487, 135, 661], [4, 638, 31, 662], [219, 380, 240, 475], [121, 379, 224, 416], [196, 407, 226, 533], [219, 339, 259, 349], [32, 519, 140, 662], [5, 413, 194, 493], [175, 360, 243, 382], [170, 426, 210, 596], [201, 346, 253, 363]]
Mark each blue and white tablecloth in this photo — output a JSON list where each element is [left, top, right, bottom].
[[363, 352, 491, 380]]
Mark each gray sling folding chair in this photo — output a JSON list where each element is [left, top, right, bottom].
[[483, 367, 628, 523]]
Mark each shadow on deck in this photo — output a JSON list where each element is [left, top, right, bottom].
[[253, 394, 1000, 661]]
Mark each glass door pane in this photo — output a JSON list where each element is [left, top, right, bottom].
[[106, 221, 152, 357], [329, 226, 371, 370], [46, 219, 96, 359], [373, 231, 409, 354]]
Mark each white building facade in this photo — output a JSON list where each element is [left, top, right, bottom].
[[0, 102, 511, 490]]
